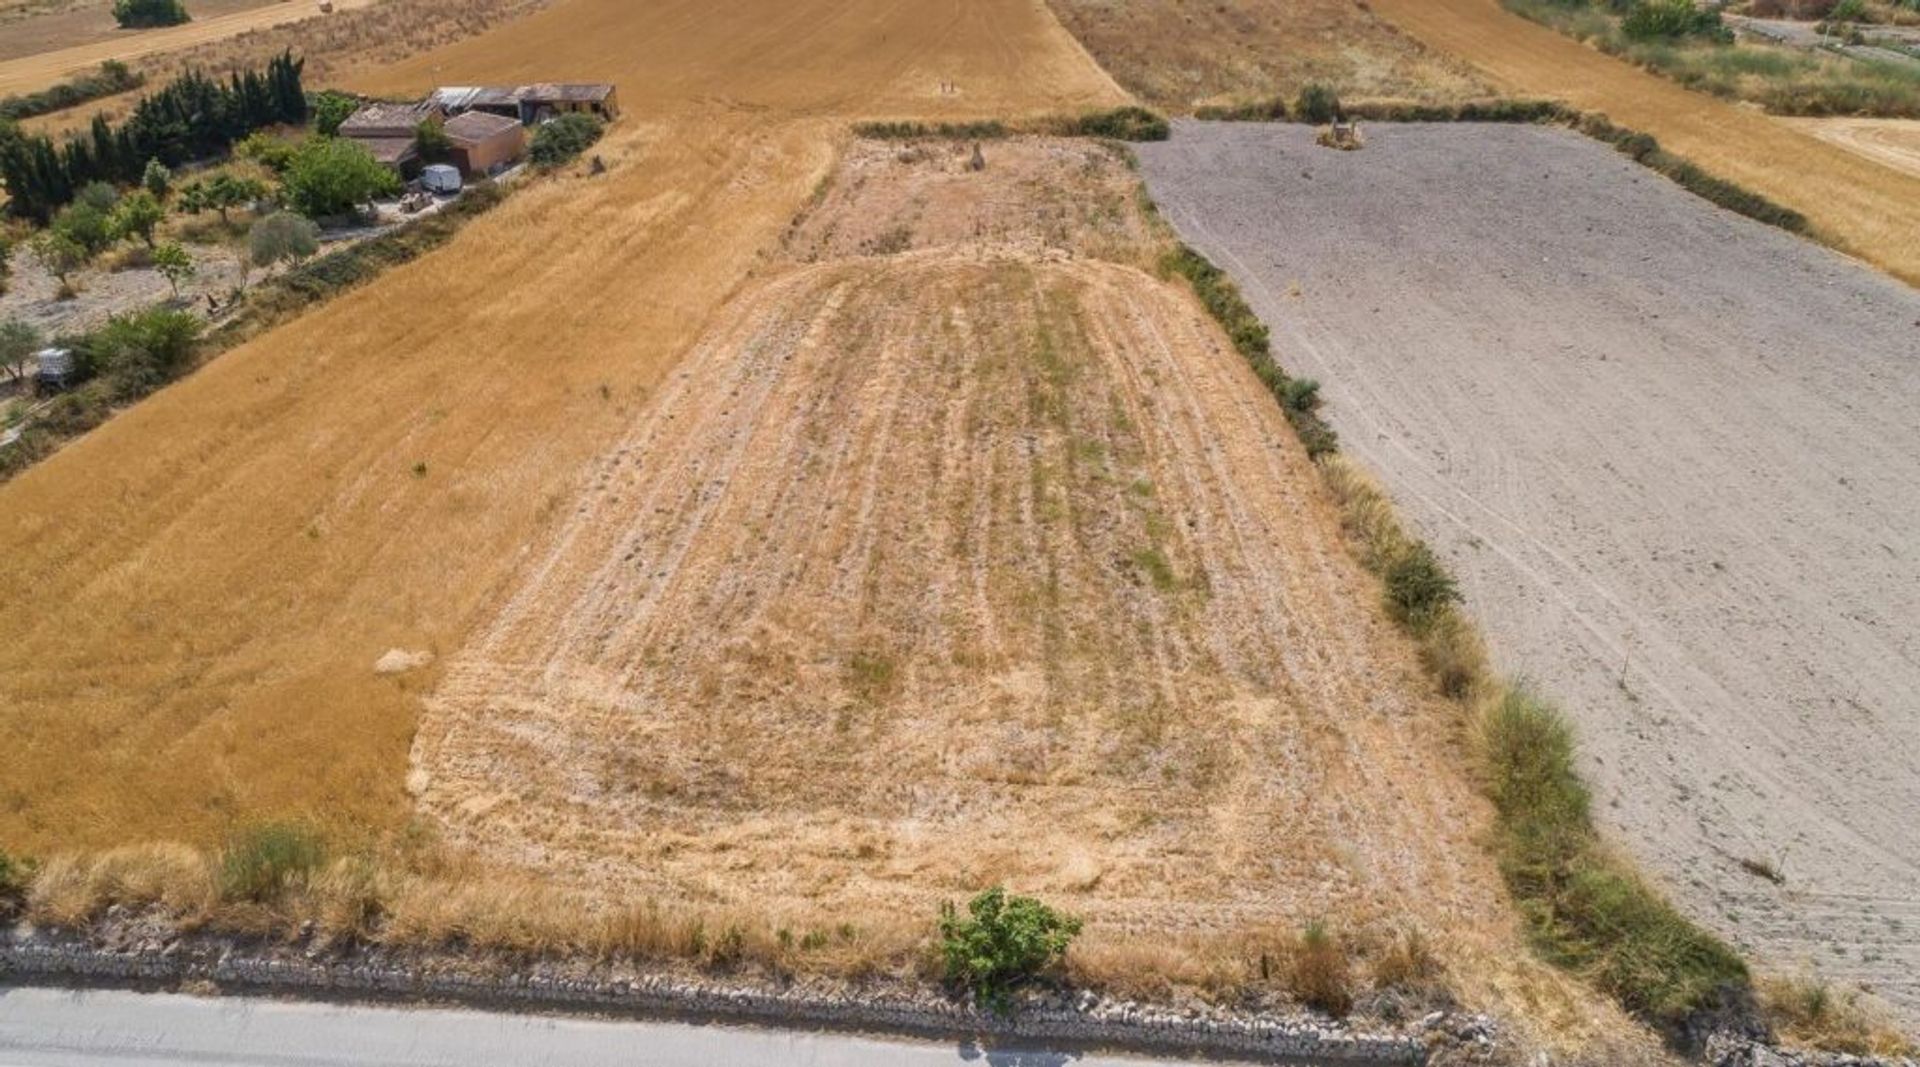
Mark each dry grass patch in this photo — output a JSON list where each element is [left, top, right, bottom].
[[1760, 976, 1917, 1058], [1043, 0, 1490, 112]]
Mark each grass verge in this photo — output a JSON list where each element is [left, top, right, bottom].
[[1156, 235, 1751, 1036], [854, 106, 1170, 143]]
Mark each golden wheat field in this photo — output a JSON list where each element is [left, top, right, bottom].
[[1371, 0, 1920, 286], [0, 0, 1121, 852]]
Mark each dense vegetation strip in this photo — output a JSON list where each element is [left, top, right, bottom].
[[1154, 234, 1749, 1034], [853, 106, 1170, 143], [0, 51, 307, 222], [0, 61, 146, 123]]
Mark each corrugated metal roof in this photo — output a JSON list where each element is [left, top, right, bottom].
[[519, 82, 615, 103]]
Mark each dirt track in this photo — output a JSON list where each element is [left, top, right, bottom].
[[0, 0, 1123, 850], [1370, 0, 1920, 287], [1140, 120, 1920, 1021]]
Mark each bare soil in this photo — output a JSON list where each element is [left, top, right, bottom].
[[1138, 119, 1920, 1025], [1370, 0, 1920, 287]]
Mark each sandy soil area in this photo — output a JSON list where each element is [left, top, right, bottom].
[[0, 0, 377, 95], [1139, 120, 1920, 1023], [1369, 0, 1920, 288], [1780, 116, 1920, 180], [0, 0, 1122, 852], [410, 140, 1513, 959]]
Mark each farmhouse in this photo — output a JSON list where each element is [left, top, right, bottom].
[[339, 99, 446, 178], [442, 110, 526, 176], [429, 83, 621, 125]]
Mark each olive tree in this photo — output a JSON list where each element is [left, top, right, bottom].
[[249, 211, 321, 274]]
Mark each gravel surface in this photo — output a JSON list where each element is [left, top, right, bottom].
[[1139, 120, 1920, 1025]]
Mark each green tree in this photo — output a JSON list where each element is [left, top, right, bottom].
[[176, 180, 210, 217], [0, 317, 43, 383], [236, 131, 298, 173], [109, 188, 165, 246], [33, 229, 91, 288], [141, 157, 171, 199], [111, 0, 189, 28], [414, 117, 452, 163], [282, 137, 398, 217], [204, 173, 267, 225], [530, 113, 605, 166], [248, 210, 320, 272], [94, 306, 201, 398], [937, 887, 1081, 1011], [75, 180, 119, 213], [310, 91, 359, 137], [53, 202, 113, 255], [152, 241, 193, 298]]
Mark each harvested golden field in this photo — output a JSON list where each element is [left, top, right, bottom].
[[0, 0, 1122, 852], [0, 0, 378, 95], [415, 138, 1488, 937], [1371, 0, 1920, 286], [1782, 116, 1920, 180], [0, 0, 276, 63], [1042, 0, 1488, 111]]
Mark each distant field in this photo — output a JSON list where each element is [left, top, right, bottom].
[[1140, 119, 1920, 1025], [1042, 0, 1487, 111], [1371, 0, 1920, 286], [0, 0, 376, 95], [0, 0, 277, 63], [1782, 115, 1920, 178]]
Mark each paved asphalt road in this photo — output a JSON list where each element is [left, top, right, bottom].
[[0, 986, 1259, 1067]]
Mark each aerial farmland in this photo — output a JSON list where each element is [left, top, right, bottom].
[[0, 0, 1916, 1064]]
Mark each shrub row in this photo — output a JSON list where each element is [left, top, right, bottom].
[[1571, 112, 1809, 232], [852, 107, 1171, 144], [1158, 233, 1751, 1033], [1157, 244, 1337, 457], [0, 61, 145, 123]]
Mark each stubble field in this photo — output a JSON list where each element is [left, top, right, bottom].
[[1139, 119, 1920, 1025], [414, 136, 1507, 956], [0, 0, 1123, 852]]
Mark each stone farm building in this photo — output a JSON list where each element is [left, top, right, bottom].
[[443, 111, 526, 178], [338, 99, 444, 179], [430, 83, 621, 125]]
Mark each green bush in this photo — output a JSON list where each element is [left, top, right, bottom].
[[112, 0, 188, 27], [219, 822, 325, 903], [1382, 543, 1461, 626], [93, 306, 202, 399], [1296, 83, 1343, 124], [0, 848, 28, 910], [938, 887, 1081, 1009], [852, 119, 1009, 140], [0, 61, 143, 123], [1621, 0, 1728, 41], [1062, 106, 1170, 142], [310, 90, 359, 137], [283, 137, 399, 218], [1482, 690, 1748, 1026], [530, 113, 606, 167]]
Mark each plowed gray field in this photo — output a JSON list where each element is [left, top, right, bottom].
[[1140, 120, 1920, 1021]]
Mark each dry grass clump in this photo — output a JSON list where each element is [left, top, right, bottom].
[[26, 843, 217, 926], [1760, 976, 1917, 1058]]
